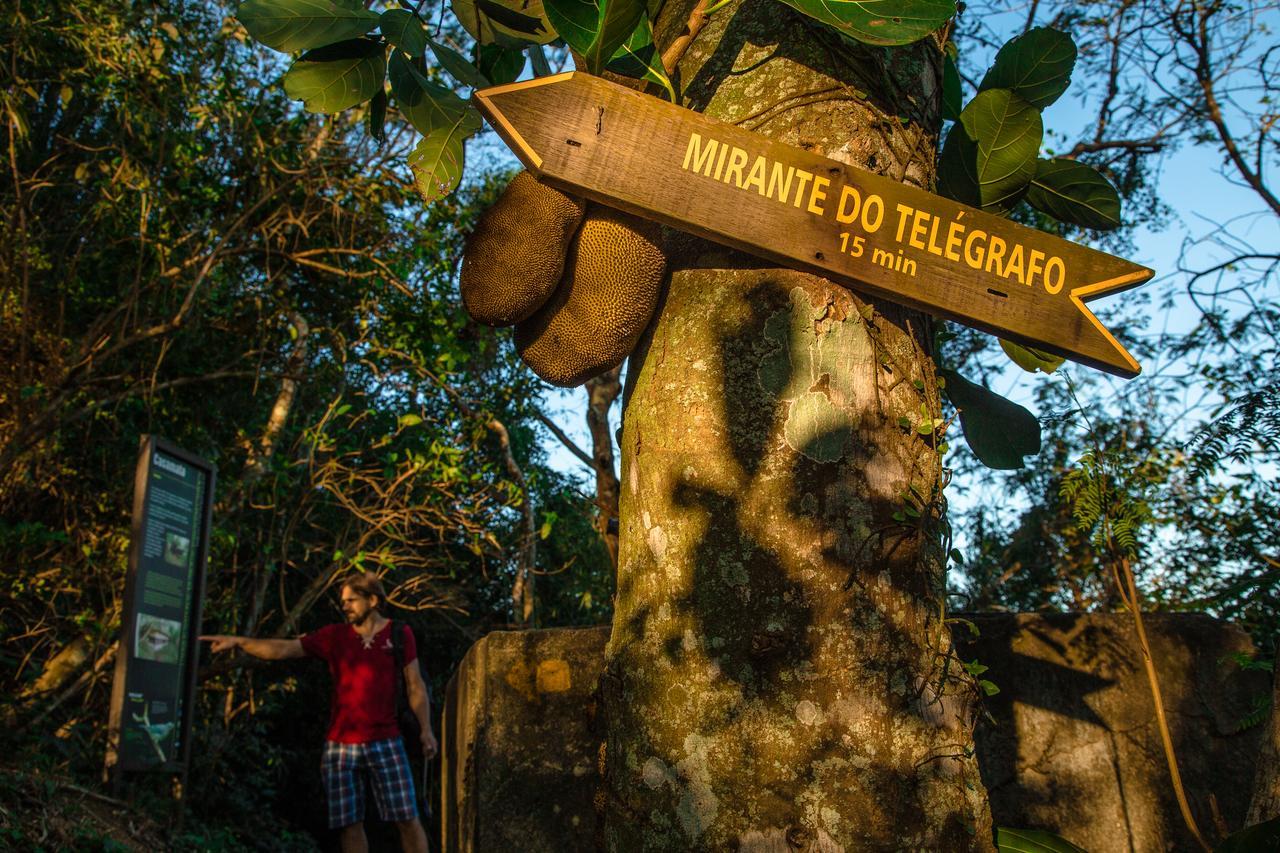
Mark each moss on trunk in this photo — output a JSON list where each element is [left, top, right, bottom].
[[601, 0, 994, 848]]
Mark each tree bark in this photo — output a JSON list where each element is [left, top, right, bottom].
[[586, 366, 623, 568], [601, 0, 994, 848]]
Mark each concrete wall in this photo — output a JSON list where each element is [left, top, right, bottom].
[[441, 615, 1268, 852]]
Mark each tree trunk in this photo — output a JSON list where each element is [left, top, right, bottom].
[[586, 366, 623, 568], [601, 1, 994, 848]]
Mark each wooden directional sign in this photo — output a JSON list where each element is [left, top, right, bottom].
[[474, 72, 1153, 377]]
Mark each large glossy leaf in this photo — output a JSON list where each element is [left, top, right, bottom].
[[452, 0, 557, 45], [476, 43, 526, 84], [283, 39, 386, 114], [388, 52, 474, 137], [237, 0, 379, 53], [999, 339, 1065, 374], [979, 27, 1076, 110], [408, 116, 477, 204], [380, 9, 427, 58], [1024, 157, 1122, 230], [994, 827, 1086, 852], [936, 126, 982, 207], [605, 16, 675, 100], [771, 0, 954, 46], [544, 0, 645, 74], [369, 86, 387, 143], [942, 50, 962, 121], [941, 369, 1041, 470], [938, 88, 1041, 213], [429, 38, 491, 89]]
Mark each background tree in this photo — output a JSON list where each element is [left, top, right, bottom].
[[948, 0, 1278, 641], [0, 0, 614, 845]]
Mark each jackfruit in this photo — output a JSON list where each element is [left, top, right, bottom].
[[515, 207, 666, 387], [460, 171, 585, 326]]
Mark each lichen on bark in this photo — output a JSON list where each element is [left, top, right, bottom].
[[600, 0, 995, 849]]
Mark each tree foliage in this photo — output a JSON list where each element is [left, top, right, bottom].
[[0, 0, 613, 844]]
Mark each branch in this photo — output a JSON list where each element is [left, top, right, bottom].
[[536, 410, 595, 469], [661, 0, 712, 76], [1064, 137, 1166, 158], [416, 365, 538, 624], [1185, 4, 1280, 218]]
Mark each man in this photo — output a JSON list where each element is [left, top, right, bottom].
[[202, 572, 438, 853]]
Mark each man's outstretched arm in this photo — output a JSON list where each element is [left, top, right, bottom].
[[201, 635, 304, 659]]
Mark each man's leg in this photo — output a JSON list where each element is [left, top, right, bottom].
[[366, 738, 426, 852], [339, 822, 369, 853], [323, 742, 368, 852], [394, 817, 429, 853]]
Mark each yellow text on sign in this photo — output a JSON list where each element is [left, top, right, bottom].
[[680, 131, 1070, 295]]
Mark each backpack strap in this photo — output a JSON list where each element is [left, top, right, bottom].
[[390, 619, 406, 716]]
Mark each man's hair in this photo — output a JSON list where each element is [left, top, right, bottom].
[[341, 571, 388, 613]]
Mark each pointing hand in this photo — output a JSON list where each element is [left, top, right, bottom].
[[199, 635, 240, 654]]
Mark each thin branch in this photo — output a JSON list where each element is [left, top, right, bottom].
[[1064, 137, 1166, 158], [536, 411, 595, 469], [661, 0, 712, 77]]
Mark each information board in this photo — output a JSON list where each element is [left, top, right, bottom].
[[106, 436, 214, 775]]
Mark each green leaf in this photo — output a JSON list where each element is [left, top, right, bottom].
[[380, 9, 427, 58], [940, 368, 1041, 470], [237, 0, 380, 53], [429, 38, 491, 88], [1217, 816, 1280, 852], [283, 39, 386, 114], [999, 339, 1065, 374], [994, 827, 1086, 853], [936, 126, 982, 208], [543, 0, 645, 75], [942, 51, 962, 121], [388, 52, 470, 136], [963, 659, 987, 675], [979, 679, 1000, 696], [605, 15, 675, 100], [1024, 157, 1122, 230], [476, 43, 526, 84], [978, 27, 1077, 110], [408, 108, 481, 204], [771, 0, 954, 46], [398, 413, 423, 428], [937, 89, 1042, 213], [368, 86, 387, 143], [452, 0, 557, 45]]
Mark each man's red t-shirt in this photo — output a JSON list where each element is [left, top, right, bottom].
[[300, 621, 416, 744]]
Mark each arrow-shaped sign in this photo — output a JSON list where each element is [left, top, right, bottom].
[[474, 72, 1153, 377]]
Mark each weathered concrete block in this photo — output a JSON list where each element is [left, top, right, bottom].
[[442, 626, 610, 853], [442, 615, 1267, 852], [957, 612, 1266, 853]]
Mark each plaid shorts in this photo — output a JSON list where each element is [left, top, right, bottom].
[[321, 737, 418, 829]]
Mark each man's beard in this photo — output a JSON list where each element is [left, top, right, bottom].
[[346, 609, 369, 626]]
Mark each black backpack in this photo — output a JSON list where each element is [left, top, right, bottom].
[[390, 620, 437, 819], [389, 620, 427, 744]]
